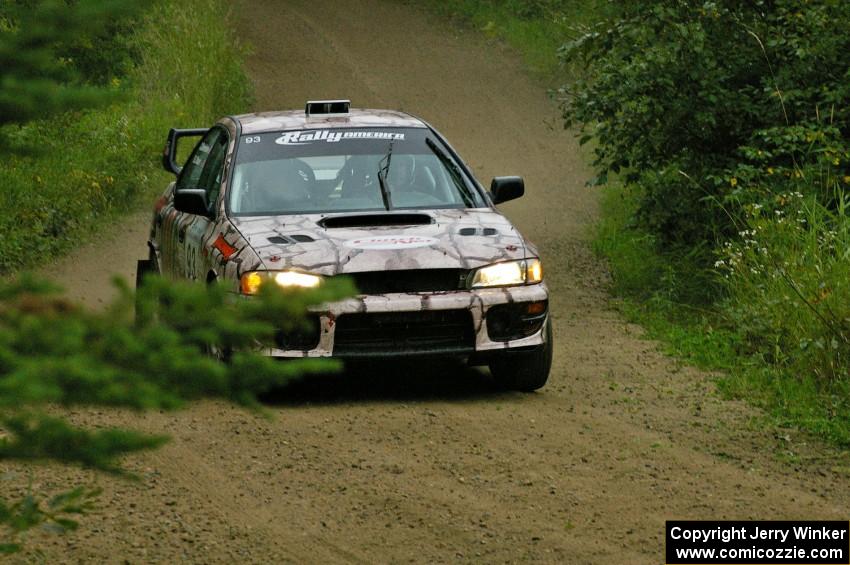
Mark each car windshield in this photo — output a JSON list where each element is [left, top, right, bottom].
[[229, 127, 486, 215]]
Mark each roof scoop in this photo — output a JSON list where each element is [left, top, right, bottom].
[[319, 213, 434, 229], [305, 99, 350, 116]]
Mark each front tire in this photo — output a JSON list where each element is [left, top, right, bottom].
[[488, 319, 552, 392]]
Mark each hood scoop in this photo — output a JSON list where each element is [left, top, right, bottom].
[[319, 213, 434, 229]]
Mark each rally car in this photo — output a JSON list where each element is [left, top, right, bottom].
[[139, 100, 552, 391]]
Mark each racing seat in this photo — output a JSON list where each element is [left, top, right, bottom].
[[336, 156, 383, 209], [390, 156, 443, 207], [245, 159, 315, 213]]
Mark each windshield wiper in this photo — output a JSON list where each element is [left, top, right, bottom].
[[377, 140, 394, 211], [426, 137, 475, 207]]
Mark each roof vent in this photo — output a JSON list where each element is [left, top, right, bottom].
[[305, 99, 350, 117]]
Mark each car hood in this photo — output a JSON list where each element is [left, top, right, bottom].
[[230, 209, 529, 275]]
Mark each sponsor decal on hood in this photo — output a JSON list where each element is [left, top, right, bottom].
[[343, 235, 438, 250]]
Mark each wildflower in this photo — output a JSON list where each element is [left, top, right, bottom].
[[730, 177, 738, 187], [844, 176, 850, 184], [767, 167, 774, 175]]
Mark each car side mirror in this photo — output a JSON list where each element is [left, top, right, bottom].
[[490, 176, 525, 204], [174, 189, 210, 217], [162, 127, 209, 175]]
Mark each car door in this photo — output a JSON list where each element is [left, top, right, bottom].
[[165, 128, 226, 280], [183, 128, 228, 281], [160, 130, 214, 278]]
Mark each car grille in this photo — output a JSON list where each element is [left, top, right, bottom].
[[343, 269, 466, 294], [333, 309, 474, 356]]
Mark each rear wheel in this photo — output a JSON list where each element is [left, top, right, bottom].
[[488, 319, 552, 392]]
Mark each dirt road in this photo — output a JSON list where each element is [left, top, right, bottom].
[[22, 0, 850, 562]]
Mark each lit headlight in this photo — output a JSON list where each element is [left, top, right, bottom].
[[240, 270, 323, 294], [470, 258, 543, 288]]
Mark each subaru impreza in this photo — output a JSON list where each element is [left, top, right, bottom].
[[140, 100, 551, 390]]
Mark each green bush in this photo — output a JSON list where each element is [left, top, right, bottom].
[[560, 0, 850, 253], [61, 11, 142, 87], [0, 0, 252, 273], [0, 0, 146, 128], [0, 1, 258, 548], [571, 1, 850, 444]]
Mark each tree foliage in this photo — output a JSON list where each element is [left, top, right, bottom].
[[0, 485, 101, 555], [560, 0, 850, 251], [0, 0, 278, 553], [566, 0, 850, 437], [0, 0, 147, 129], [0, 275, 354, 550]]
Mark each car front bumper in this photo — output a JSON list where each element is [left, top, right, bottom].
[[269, 283, 549, 358]]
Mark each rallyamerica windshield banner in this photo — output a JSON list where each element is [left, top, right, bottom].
[[666, 521, 849, 564]]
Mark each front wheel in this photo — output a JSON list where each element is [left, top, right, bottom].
[[488, 319, 553, 392]]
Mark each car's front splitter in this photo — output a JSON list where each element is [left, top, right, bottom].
[[268, 283, 549, 358]]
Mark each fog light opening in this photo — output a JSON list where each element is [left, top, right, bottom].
[[486, 301, 548, 342]]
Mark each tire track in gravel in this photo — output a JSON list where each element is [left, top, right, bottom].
[[25, 1, 850, 563]]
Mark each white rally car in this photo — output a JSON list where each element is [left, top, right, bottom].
[[140, 100, 551, 391]]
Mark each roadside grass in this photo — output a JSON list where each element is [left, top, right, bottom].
[[420, 0, 614, 79], [596, 183, 850, 447], [594, 182, 742, 374], [0, 0, 251, 274]]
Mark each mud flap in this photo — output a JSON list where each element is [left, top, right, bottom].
[[135, 259, 153, 325], [135, 259, 153, 291]]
